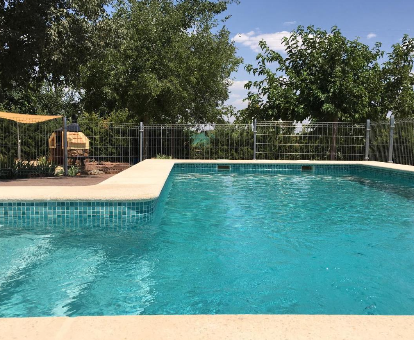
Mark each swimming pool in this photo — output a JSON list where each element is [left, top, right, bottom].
[[1, 163, 414, 317]]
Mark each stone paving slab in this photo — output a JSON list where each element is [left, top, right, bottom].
[[0, 174, 114, 186], [1, 315, 414, 340]]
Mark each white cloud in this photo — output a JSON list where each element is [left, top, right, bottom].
[[229, 80, 248, 91], [367, 33, 377, 39], [229, 93, 241, 99], [284, 21, 297, 26], [233, 30, 291, 53], [227, 80, 250, 111], [230, 98, 248, 110]]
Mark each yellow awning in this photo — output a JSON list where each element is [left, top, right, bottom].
[[0, 111, 62, 124]]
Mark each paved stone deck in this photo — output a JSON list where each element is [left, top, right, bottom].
[[0, 174, 114, 186], [1, 315, 414, 340]]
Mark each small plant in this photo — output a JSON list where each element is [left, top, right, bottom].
[[68, 165, 80, 177], [0, 154, 9, 168], [2, 157, 58, 179], [35, 157, 57, 177], [55, 166, 64, 176], [156, 154, 172, 159]]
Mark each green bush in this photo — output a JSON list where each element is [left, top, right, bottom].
[[156, 154, 172, 159], [0, 157, 57, 179], [68, 165, 79, 177]]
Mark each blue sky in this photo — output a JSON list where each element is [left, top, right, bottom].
[[225, 0, 414, 110]]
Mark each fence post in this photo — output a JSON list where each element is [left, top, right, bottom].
[[17, 123, 21, 160], [364, 119, 370, 161], [139, 122, 144, 162], [253, 119, 257, 160], [63, 117, 68, 175], [388, 115, 395, 163]]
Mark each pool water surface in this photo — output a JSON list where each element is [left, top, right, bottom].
[[1, 167, 414, 316]]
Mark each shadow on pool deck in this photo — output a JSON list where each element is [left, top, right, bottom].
[[0, 174, 115, 186]]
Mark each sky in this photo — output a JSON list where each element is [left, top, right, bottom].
[[224, 0, 414, 111]]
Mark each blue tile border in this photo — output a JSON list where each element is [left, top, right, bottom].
[[172, 163, 363, 174], [172, 162, 414, 178], [0, 199, 158, 228]]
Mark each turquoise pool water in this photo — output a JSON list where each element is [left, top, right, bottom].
[[1, 166, 414, 316]]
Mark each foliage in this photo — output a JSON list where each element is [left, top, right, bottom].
[[382, 35, 414, 118], [0, 156, 57, 179], [81, 0, 242, 123], [156, 154, 172, 159], [0, 0, 241, 123], [0, 0, 110, 116], [68, 165, 79, 176], [240, 26, 414, 123]]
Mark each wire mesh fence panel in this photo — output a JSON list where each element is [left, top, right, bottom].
[[256, 121, 365, 160], [3, 116, 414, 176], [143, 124, 254, 160], [144, 125, 191, 160], [78, 120, 140, 166], [369, 121, 390, 162], [393, 120, 414, 166], [0, 117, 63, 178]]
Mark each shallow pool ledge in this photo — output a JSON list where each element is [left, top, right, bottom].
[[1, 315, 414, 340], [0, 160, 413, 202], [0, 159, 176, 202]]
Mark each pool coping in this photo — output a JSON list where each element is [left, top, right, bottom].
[[0, 159, 413, 202], [1, 159, 414, 339], [1, 314, 414, 340]]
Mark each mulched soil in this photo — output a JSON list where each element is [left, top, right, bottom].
[[0, 174, 115, 186]]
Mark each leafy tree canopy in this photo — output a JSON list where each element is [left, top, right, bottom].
[[0, 0, 110, 114], [0, 0, 241, 123], [382, 34, 414, 118], [240, 26, 414, 123], [81, 0, 241, 123]]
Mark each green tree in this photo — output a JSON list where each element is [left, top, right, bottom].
[[0, 0, 110, 114], [81, 0, 242, 123], [240, 26, 384, 123], [382, 35, 414, 118], [1, 0, 241, 123]]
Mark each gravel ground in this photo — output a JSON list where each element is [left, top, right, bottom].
[[0, 174, 115, 186]]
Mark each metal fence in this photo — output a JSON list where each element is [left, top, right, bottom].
[[393, 119, 414, 166], [143, 123, 253, 160], [78, 120, 141, 165], [0, 117, 142, 178], [369, 117, 414, 165], [255, 121, 366, 161], [1, 115, 414, 178], [369, 120, 390, 162], [0, 117, 63, 178]]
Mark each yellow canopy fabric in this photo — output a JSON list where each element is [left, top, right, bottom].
[[0, 111, 62, 124]]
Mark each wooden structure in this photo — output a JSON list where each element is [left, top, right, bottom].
[[49, 123, 89, 165]]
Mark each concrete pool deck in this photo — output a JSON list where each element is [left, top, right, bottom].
[[1, 159, 414, 339], [1, 314, 414, 340]]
